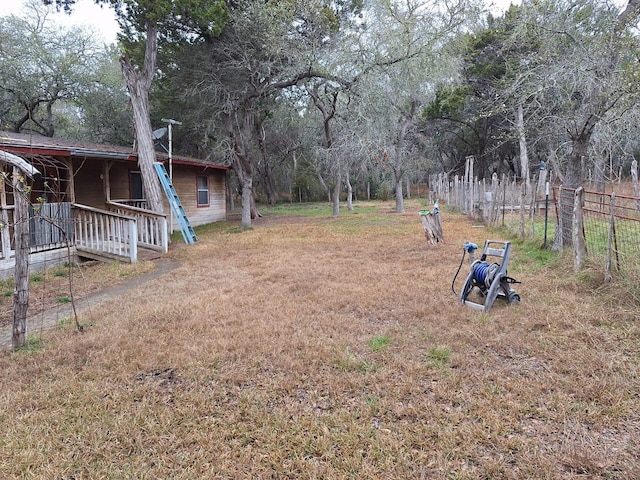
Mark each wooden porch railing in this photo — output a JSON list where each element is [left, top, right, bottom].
[[111, 198, 148, 210], [72, 204, 138, 263], [107, 201, 168, 253]]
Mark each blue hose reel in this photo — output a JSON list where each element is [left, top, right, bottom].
[[458, 240, 521, 311]]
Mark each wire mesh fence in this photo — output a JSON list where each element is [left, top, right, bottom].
[[429, 172, 640, 282], [555, 186, 640, 280]]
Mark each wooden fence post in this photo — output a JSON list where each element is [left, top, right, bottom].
[[519, 182, 526, 238], [573, 187, 587, 272], [529, 183, 536, 238], [467, 155, 475, 216], [13, 167, 30, 348], [490, 173, 499, 225]]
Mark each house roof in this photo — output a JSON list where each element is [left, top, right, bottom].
[[0, 131, 229, 171]]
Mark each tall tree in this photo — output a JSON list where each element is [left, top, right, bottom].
[[47, 0, 228, 214], [353, 0, 481, 212], [501, 0, 640, 243], [507, 0, 639, 187]]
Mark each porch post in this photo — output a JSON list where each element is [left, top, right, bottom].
[[129, 218, 138, 263], [161, 216, 169, 253], [103, 161, 113, 203], [63, 157, 76, 203]]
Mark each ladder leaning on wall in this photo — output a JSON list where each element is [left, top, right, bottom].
[[153, 162, 197, 245]]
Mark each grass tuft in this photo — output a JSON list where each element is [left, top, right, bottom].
[[368, 335, 392, 352], [29, 273, 43, 283], [425, 346, 451, 368]]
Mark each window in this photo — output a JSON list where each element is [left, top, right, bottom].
[[129, 171, 145, 200], [197, 175, 209, 207]]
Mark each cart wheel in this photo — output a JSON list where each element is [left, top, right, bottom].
[[508, 292, 520, 303]]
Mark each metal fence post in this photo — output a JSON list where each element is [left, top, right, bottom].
[[573, 187, 587, 272]]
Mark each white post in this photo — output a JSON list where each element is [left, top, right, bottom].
[[160, 216, 169, 253], [161, 118, 182, 234], [129, 218, 138, 263]]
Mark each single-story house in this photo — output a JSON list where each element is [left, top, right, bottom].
[[0, 131, 228, 277]]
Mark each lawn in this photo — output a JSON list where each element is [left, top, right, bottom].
[[0, 200, 638, 479]]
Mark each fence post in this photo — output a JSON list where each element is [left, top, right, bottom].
[[469, 166, 475, 217], [519, 182, 526, 238], [445, 173, 450, 205], [605, 193, 616, 282], [573, 187, 587, 272], [529, 184, 536, 238]]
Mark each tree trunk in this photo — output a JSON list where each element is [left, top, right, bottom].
[[120, 21, 164, 214], [227, 104, 263, 227], [256, 122, 277, 205], [560, 131, 592, 245], [231, 146, 257, 228], [241, 179, 253, 228], [395, 174, 404, 213], [346, 172, 354, 211], [315, 169, 331, 202], [420, 210, 443, 245], [593, 154, 606, 193], [12, 167, 29, 349], [331, 171, 340, 218], [516, 104, 531, 192]]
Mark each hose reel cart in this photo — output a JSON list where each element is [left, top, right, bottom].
[[457, 240, 521, 311]]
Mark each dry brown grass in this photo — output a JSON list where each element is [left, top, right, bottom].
[[0, 200, 638, 479], [0, 260, 157, 329]]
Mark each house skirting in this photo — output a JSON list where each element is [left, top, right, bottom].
[[0, 247, 79, 280]]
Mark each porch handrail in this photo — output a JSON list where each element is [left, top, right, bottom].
[[110, 198, 148, 210], [72, 203, 138, 263], [106, 201, 168, 253]]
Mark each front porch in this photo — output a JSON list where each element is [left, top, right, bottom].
[[0, 200, 169, 279]]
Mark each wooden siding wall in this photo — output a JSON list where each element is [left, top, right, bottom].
[[72, 159, 104, 208], [72, 159, 226, 227], [168, 168, 226, 227], [109, 163, 133, 201]]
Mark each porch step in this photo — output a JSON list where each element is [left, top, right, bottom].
[[154, 162, 197, 245], [76, 247, 134, 264], [77, 246, 163, 264]]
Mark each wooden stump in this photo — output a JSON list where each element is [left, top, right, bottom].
[[419, 209, 444, 245]]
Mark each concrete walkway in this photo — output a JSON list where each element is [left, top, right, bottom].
[[0, 258, 180, 350]]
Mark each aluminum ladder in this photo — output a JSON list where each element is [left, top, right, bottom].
[[153, 162, 197, 245]]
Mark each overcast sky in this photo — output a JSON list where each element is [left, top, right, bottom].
[[1, 0, 524, 45], [0, 0, 119, 43]]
